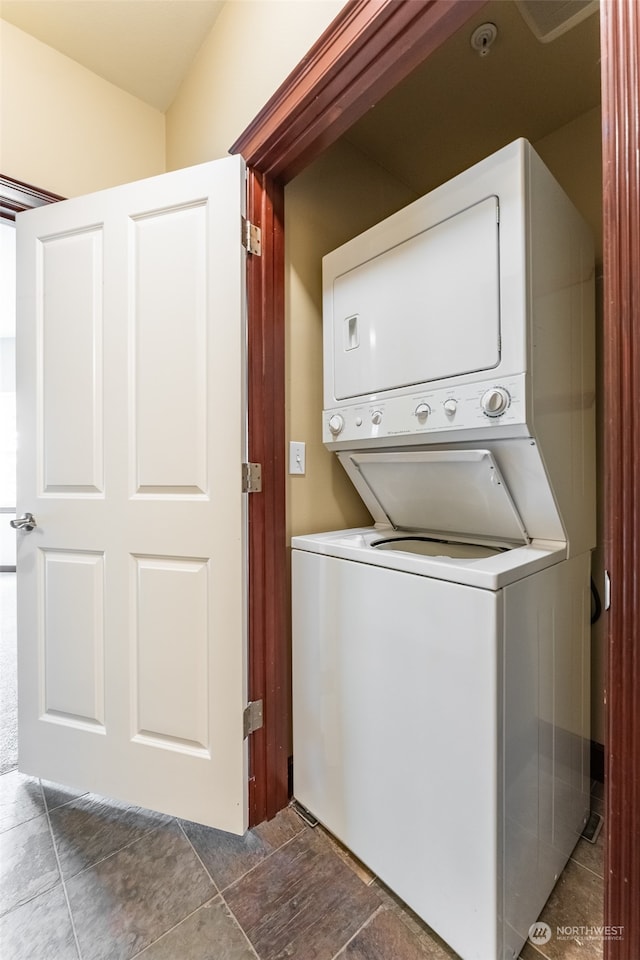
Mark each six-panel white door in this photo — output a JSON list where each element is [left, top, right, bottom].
[[15, 157, 249, 834]]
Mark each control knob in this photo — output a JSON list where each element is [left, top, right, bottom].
[[328, 414, 344, 435], [414, 403, 430, 422], [371, 410, 383, 425], [443, 398, 458, 415], [481, 387, 510, 417]]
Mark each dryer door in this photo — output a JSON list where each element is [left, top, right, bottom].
[[329, 196, 500, 401], [338, 449, 529, 547]]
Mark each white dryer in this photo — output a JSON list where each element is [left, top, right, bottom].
[[292, 140, 595, 960]]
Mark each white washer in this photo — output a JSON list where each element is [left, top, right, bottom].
[[293, 507, 590, 960], [292, 141, 595, 960]]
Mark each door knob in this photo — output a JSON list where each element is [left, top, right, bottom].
[[10, 513, 37, 532]]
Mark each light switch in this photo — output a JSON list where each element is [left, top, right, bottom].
[[289, 441, 306, 475]]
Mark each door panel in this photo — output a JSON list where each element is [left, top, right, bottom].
[[16, 157, 248, 834], [40, 227, 104, 494]]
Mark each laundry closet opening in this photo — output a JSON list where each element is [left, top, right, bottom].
[[284, 0, 603, 758]]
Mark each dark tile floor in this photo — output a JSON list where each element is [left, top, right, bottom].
[[0, 768, 604, 960]]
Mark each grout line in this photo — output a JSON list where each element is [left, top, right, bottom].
[[520, 939, 551, 960], [176, 819, 221, 894], [217, 894, 261, 960], [41, 780, 83, 960], [217, 829, 304, 896], [46, 802, 179, 884], [57, 831, 153, 882], [567, 852, 605, 882], [128, 894, 220, 960], [329, 904, 385, 960]]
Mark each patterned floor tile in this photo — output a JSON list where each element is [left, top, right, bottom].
[[224, 826, 380, 960], [0, 882, 79, 959], [0, 770, 45, 833], [373, 882, 459, 959], [337, 906, 455, 959], [570, 798, 604, 880], [49, 792, 173, 880], [66, 819, 216, 960], [519, 859, 604, 960], [180, 804, 304, 891], [319, 827, 377, 886], [133, 896, 257, 960], [41, 780, 89, 812], [0, 812, 60, 916]]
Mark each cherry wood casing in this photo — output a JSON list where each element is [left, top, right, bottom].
[[600, 2, 640, 957], [244, 170, 289, 824], [232, 0, 487, 182], [0, 175, 64, 220], [234, 0, 488, 826], [235, 0, 640, 952]]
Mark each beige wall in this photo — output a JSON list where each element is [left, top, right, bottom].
[[166, 0, 346, 169], [534, 106, 603, 266], [285, 140, 416, 540], [0, 20, 165, 197]]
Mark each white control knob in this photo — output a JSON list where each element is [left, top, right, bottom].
[[371, 410, 383, 425], [328, 414, 344, 435], [414, 403, 430, 421], [443, 398, 458, 415], [481, 387, 510, 417]]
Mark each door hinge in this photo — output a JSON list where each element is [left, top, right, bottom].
[[604, 570, 611, 610], [242, 462, 262, 493], [242, 217, 262, 256], [243, 699, 264, 738]]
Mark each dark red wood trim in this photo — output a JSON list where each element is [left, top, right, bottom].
[[239, 23, 640, 954], [245, 170, 289, 826], [0, 174, 64, 220], [232, 0, 488, 183], [601, 1, 640, 956], [238, 0, 489, 829]]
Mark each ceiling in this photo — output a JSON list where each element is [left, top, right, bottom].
[[344, 0, 601, 197], [0, 0, 225, 111]]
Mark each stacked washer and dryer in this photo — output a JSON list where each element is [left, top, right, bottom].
[[292, 140, 595, 960]]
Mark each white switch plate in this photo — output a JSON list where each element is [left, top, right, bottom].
[[289, 441, 306, 475]]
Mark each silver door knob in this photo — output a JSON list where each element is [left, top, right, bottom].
[[10, 513, 37, 531]]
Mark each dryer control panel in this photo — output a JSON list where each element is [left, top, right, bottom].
[[323, 375, 527, 447]]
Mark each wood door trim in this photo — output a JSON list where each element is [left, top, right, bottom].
[[245, 170, 289, 823], [601, 2, 640, 955], [238, 0, 639, 949], [238, 0, 486, 826], [0, 174, 64, 220], [232, 0, 488, 183]]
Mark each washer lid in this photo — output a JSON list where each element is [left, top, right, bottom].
[[337, 449, 530, 547]]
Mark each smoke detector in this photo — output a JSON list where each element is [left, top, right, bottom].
[[515, 0, 599, 43], [470, 22, 498, 57]]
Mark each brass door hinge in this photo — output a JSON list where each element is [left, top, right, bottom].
[[242, 462, 262, 493], [242, 217, 262, 256], [243, 700, 264, 738]]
